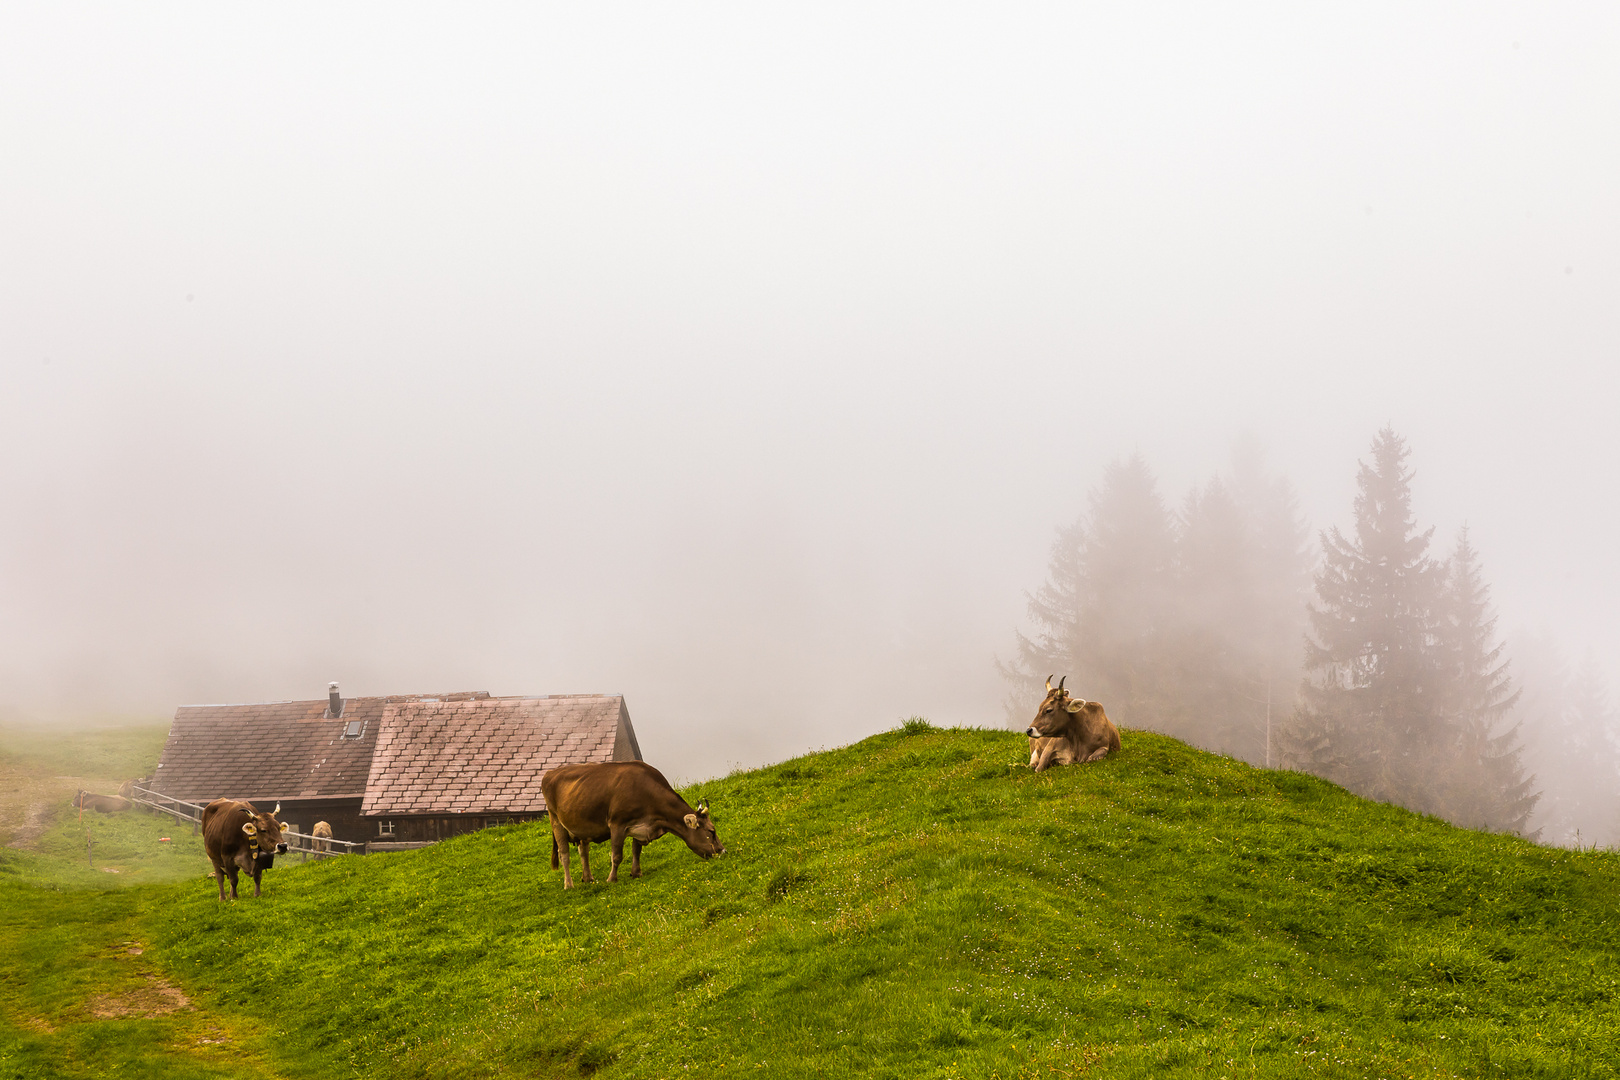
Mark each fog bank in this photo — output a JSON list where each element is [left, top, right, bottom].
[[2, 4, 1617, 783]]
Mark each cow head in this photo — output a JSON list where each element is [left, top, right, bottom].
[[679, 801, 726, 859], [239, 801, 290, 857], [1026, 675, 1090, 737]]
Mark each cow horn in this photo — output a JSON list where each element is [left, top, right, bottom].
[[1057, 676, 1067, 693], [1045, 675, 1054, 692], [272, 802, 281, 815]]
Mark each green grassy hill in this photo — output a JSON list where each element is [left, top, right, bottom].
[[4, 724, 1619, 1079]]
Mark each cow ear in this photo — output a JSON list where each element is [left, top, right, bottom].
[[242, 822, 259, 835], [1065, 699, 1084, 713], [683, 813, 698, 829]]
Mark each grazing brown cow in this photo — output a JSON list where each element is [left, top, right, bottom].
[[201, 799, 289, 901], [74, 790, 132, 813], [542, 761, 725, 889], [1026, 676, 1121, 772], [311, 821, 332, 854]]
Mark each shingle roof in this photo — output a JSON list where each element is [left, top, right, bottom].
[[151, 691, 495, 803], [149, 691, 640, 816], [360, 695, 636, 817]]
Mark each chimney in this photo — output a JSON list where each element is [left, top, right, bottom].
[[328, 681, 344, 719]]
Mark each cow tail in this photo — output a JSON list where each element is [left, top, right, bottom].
[[550, 834, 559, 869]]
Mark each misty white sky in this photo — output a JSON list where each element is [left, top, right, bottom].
[[3, 3, 1616, 780]]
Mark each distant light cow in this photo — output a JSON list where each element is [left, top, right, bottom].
[[311, 821, 332, 854], [1026, 676, 1121, 772], [74, 790, 132, 813], [201, 799, 289, 901], [541, 761, 726, 889]]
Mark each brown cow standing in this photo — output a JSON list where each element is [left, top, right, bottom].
[[1026, 676, 1121, 772], [311, 821, 332, 854], [542, 761, 725, 889], [201, 799, 289, 900]]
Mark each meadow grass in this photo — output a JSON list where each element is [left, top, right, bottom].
[[4, 724, 1619, 1078], [0, 717, 205, 887], [1, 799, 213, 889], [0, 722, 170, 783]]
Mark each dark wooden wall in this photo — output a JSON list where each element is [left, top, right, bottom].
[[269, 799, 368, 847], [368, 813, 546, 844]]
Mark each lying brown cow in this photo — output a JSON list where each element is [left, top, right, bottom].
[[311, 821, 332, 854], [201, 799, 289, 901], [1026, 676, 1121, 772], [542, 761, 725, 889], [74, 790, 132, 813]]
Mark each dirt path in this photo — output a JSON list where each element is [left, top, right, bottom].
[[6, 797, 51, 849], [2, 771, 105, 849]]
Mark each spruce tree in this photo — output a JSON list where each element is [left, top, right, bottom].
[[1434, 527, 1538, 833], [1226, 445, 1312, 766], [1003, 447, 1307, 758], [1280, 427, 1447, 812], [1164, 470, 1308, 765], [1161, 478, 1253, 751], [1002, 454, 1174, 727], [1557, 655, 1620, 848]]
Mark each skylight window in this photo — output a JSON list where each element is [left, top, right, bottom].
[[341, 720, 364, 739]]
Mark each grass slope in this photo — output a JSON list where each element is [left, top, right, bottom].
[[7, 725, 1620, 1078]]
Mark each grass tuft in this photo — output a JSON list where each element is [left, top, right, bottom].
[[765, 866, 813, 901]]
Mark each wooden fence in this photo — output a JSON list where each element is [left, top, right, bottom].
[[125, 784, 366, 858]]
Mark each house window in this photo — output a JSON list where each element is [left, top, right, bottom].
[[341, 720, 364, 739], [378, 820, 395, 836]]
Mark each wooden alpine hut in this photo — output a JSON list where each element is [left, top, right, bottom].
[[146, 684, 642, 848]]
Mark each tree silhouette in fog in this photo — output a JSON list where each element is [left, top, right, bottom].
[[1169, 446, 1311, 764], [1003, 454, 1175, 729], [1003, 448, 1309, 764], [1519, 646, 1620, 847]]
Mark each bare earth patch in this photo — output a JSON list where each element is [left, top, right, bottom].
[[88, 975, 192, 1019], [6, 801, 50, 849], [2, 772, 100, 850]]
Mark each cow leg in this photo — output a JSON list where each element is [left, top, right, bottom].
[[1034, 741, 1060, 772], [213, 861, 227, 902], [1084, 744, 1111, 763], [630, 839, 644, 878], [608, 826, 626, 883], [578, 840, 594, 883], [549, 818, 575, 888], [225, 864, 240, 901], [251, 867, 263, 898]]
